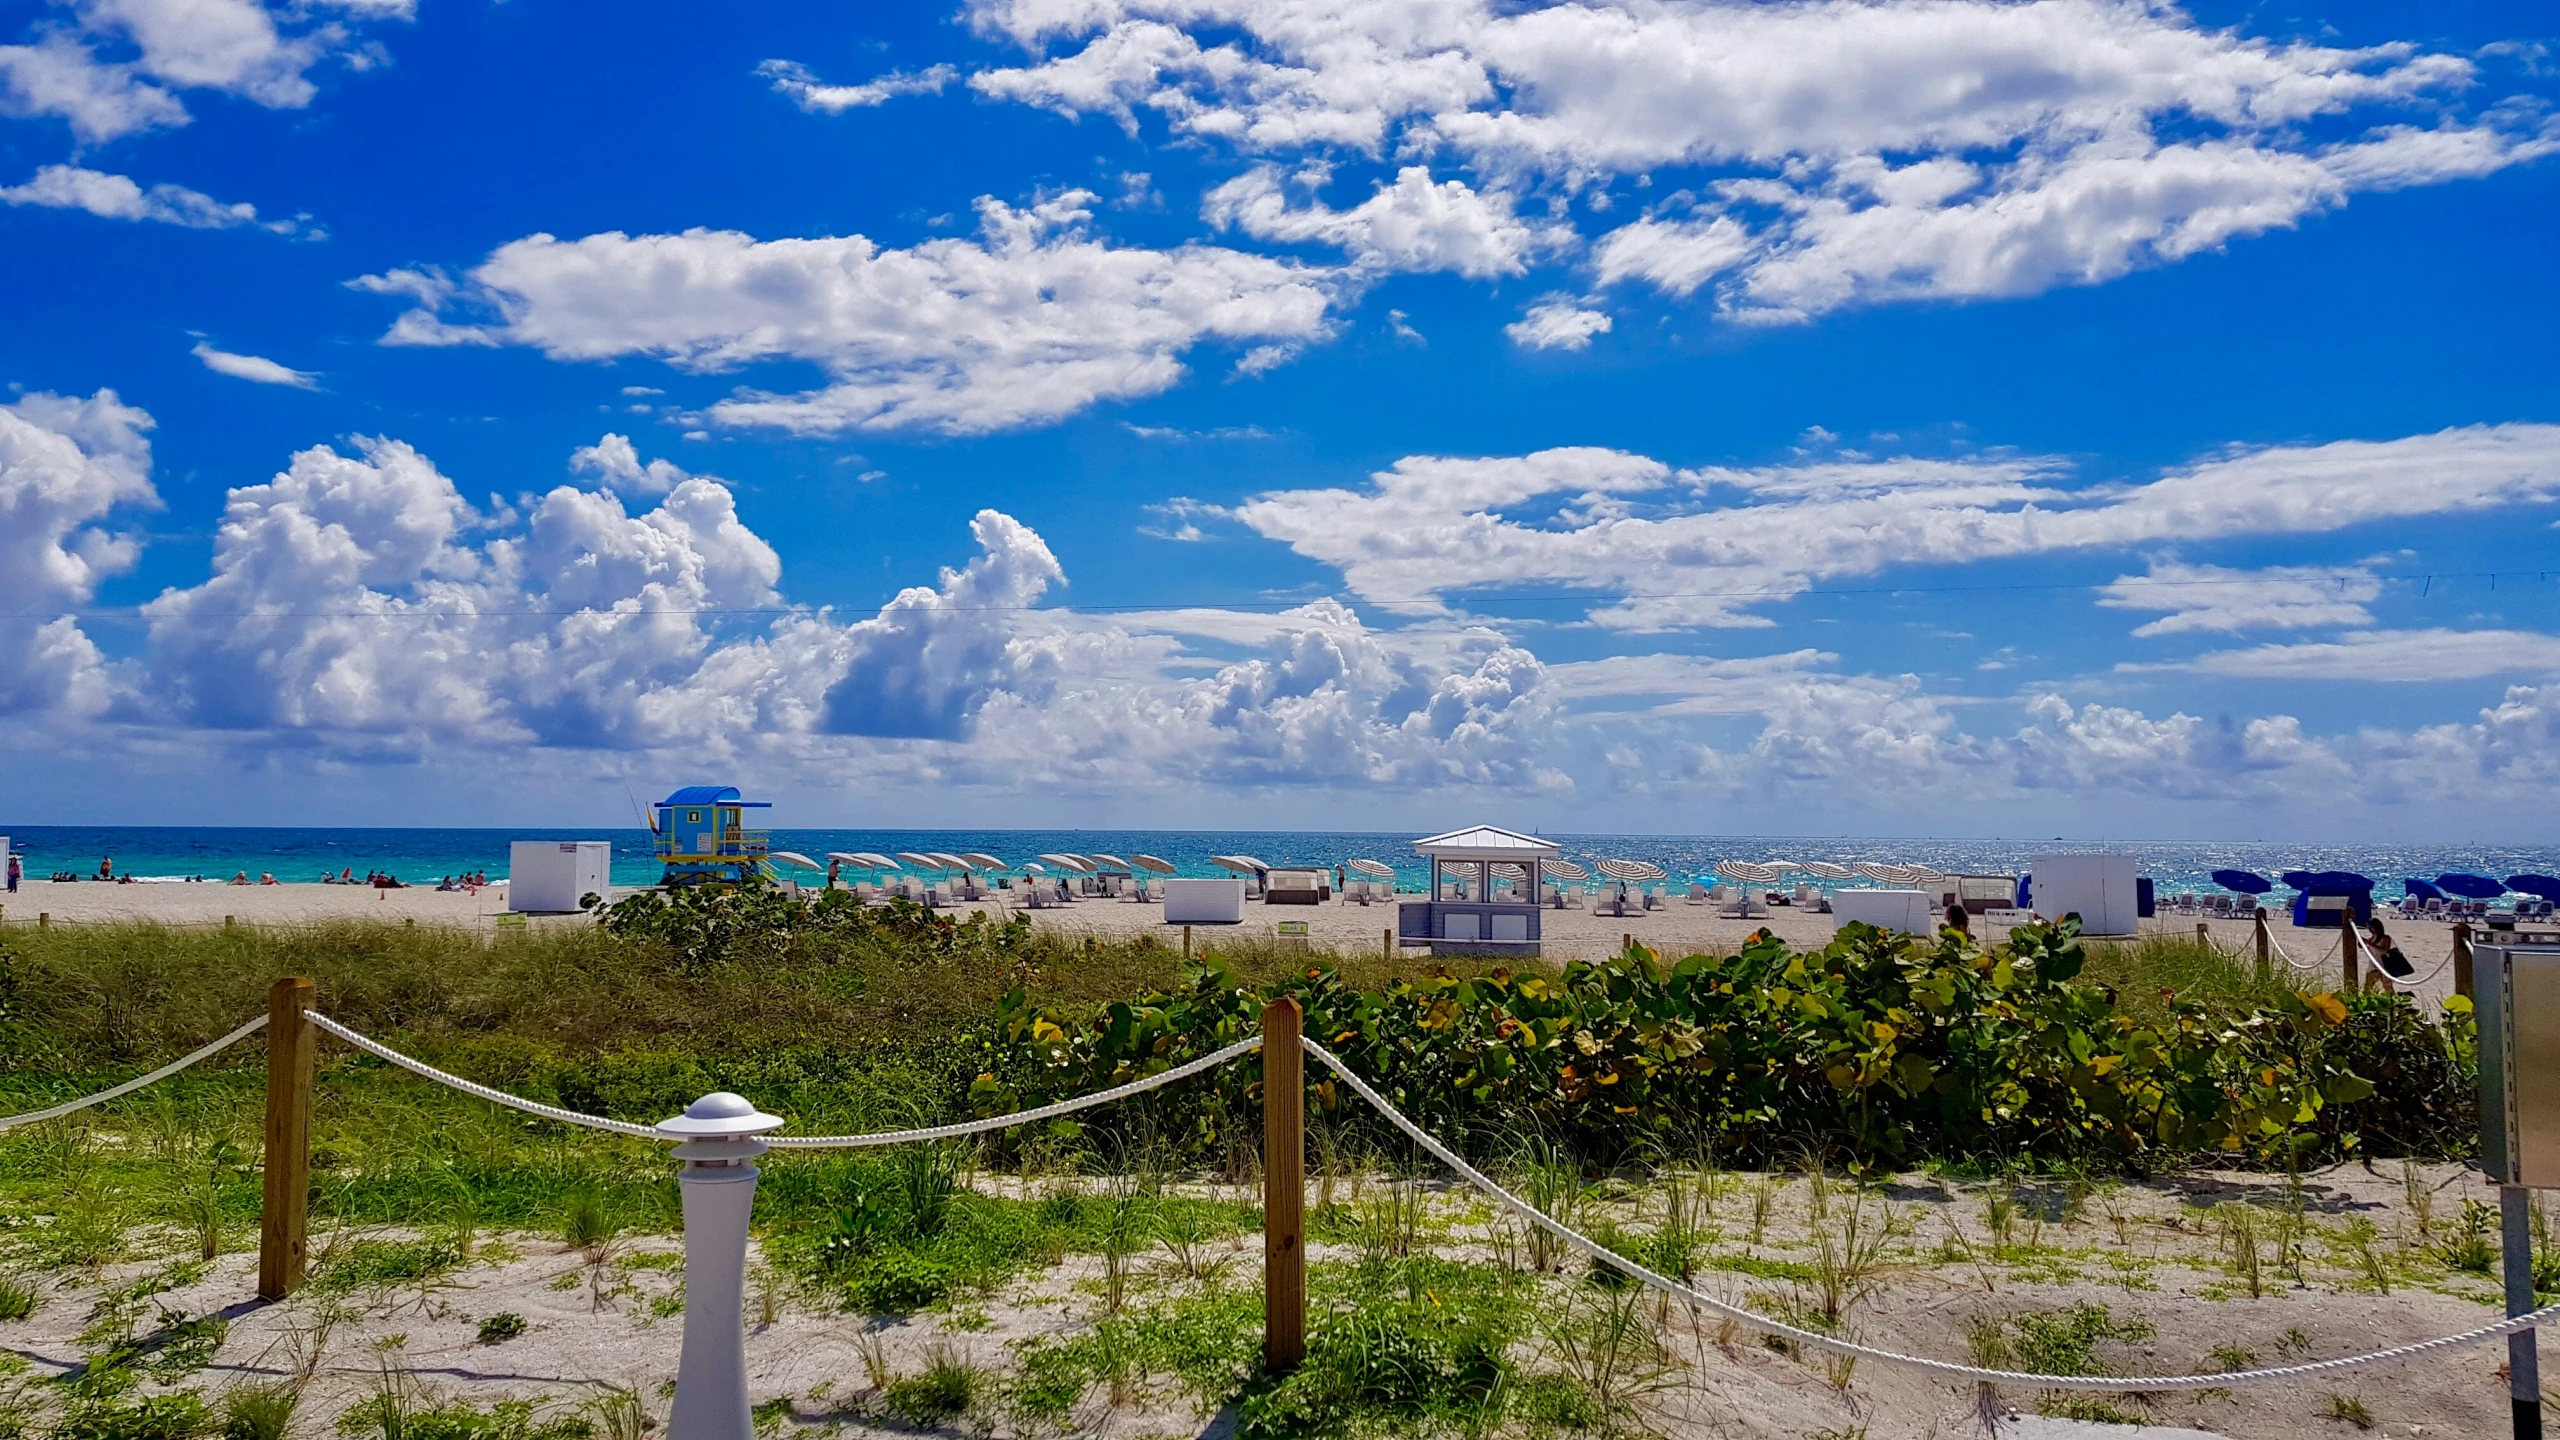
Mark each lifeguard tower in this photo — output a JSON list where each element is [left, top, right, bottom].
[[652, 785, 771, 887]]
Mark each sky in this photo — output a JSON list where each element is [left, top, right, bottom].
[[1, 0, 2557, 839]]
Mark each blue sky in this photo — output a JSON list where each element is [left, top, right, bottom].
[[2, 0, 2556, 838]]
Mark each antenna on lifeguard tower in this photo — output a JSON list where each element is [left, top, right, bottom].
[[623, 781, 658, 835]]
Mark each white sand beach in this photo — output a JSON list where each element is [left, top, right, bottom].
[[2, 878, 2472, 1007]]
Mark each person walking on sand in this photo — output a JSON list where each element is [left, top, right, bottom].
[[96, 855, 113, 881], [5, 852, 18, 893]]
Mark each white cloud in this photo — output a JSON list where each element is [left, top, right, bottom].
[[1203, 164, 1565, 278], [2098, 558, 2380, 636], [0, 0, 407, 143], [1505, 295, 1612, 350], [1233, 425, 2560, 628], [355, 191, 1341, 436], [0, 389, 157, 716], [191, 341, 317, 388], [0, 164, 291, 231], [569, 433, 690, 495], [757, 58, 957, 112], [2168, 629, 2560, 683], [964, 0, 2557, 323]]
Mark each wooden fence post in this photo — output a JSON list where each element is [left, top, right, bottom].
[[2253, 908, 2270, 976], [2195, 922, 2209, 947], [1261, 996, 1305, 1373], [2454, 921, 2475, 1001], [2340, 915, 2360, 992], [1182, 925, 1192, 960], [259, 977, 316, 1300], [1381, 928, 1391, 963]]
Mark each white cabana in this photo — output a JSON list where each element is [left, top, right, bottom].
[[1404, 825, 1562, 955]]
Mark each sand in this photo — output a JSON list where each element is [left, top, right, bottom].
[[2, 879, 2477, 1011], [0, 1161, 2519, 1440]]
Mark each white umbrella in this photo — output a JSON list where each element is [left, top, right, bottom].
[[926, 851, 976, 871], [1037, 853, 1093, 873], [1545, 860, 1590, 882], [1903, 863, 1948, 882], [1714, 860, 1781, 885], [1800, 861, 1856, 880], [1212, 855, 1267, 874], [768, 851, 822, 871], [1022, 862, 1047, 875], [825, 851, 867, 866], [1131, 854, 1176, 874], [1492, 862, 1529, 879], [1347, 858, 1396, 879], [962, 852, 1008, 871], [1087, 853, 1133, 872], [1853, 861, 1911, 885], [897, 852, 946, 872], [1762, 858, 1801, 873], [1596, 859, 1662, 882]]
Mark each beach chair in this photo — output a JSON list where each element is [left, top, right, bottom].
[[1687, 881, 1708, 905]]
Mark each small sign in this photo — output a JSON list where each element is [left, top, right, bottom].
[[494, 913, 528, 930], [1276, 921, 1309, 937]]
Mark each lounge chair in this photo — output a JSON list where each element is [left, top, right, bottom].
[[1687, 881, 1708, 905]]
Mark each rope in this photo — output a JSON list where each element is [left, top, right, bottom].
[[0, 1014, 269, 1133], [309, 1013, 1262, 1148], [1299, 1035, 2560, 1392], [766, 1035, 1264, 1148], [307, 1013, 663, 1139]]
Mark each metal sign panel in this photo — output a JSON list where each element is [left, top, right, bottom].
[[2475, 942, 2560, 1187]]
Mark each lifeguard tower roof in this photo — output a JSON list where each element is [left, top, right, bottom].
[[658, 785, 771, 809], [1411, 825, 1560, 862]]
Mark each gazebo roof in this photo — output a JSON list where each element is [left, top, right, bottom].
[[1411, 825, 1562, 862]]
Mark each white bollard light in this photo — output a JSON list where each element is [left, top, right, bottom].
[[660, 1092, 785, 1440]]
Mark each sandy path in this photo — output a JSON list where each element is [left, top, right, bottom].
[[1, 880, 2475, 1009]]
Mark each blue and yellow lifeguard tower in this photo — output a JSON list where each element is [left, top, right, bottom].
[[652, 785, 772, 887]]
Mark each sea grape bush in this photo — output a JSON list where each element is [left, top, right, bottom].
[[979, 919, 2451, 1169], [596, 886, 1029, 970]]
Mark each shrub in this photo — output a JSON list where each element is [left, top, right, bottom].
[[220, 1385, 298, 1440], [985, 919, 2387, 1169], [473, 1314, 526, 1346]]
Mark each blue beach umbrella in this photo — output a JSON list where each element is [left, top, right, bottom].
[[2210, 869, 2272, 894], [2507, 874, 2560, 902], [2278, 870, 2316, 890], [2401, 878, 2446, 902], [2438, 873, 2509, 900]]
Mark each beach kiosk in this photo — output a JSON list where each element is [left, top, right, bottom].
[[652, 785, 772, 887], [1399, 825, 1558, 959]]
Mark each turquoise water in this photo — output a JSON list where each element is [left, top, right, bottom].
[[4, 825, 2555, 901]]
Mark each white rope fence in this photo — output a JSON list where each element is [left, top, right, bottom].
[[135, 1008, 2554, 1395], [307, 1013, 1263, 1148], [307, 1013, 663, 1139], [1298, 1034, 2560, 1393], [0, 1014, 268, 1134], [764, 1035, 1262, 1148]]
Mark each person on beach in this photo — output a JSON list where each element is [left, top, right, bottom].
[[5, 852, 18, 892], [96, 856, 113, 881], [2364, 918, 2412, 984], [229, 871, 249, 885]]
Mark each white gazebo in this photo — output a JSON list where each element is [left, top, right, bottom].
[[1400, 825, 1563, 957]]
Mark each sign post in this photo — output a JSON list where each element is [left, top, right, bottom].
[[2474, 936, 2560, 1439]]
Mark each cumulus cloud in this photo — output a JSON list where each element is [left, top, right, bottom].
[[1505, 295, 1612, 350], [0, 0, 408, 143], [758, 58, 957, 112], [1233, 425, 2560, 628], [1203, 164, 1565, 278], [0, 389, 157, 716], [964, 0, 2558, 322], [1, 164, 293, 231], [192, 341, 316, 388], [569, 433, 691, 495], [353, 191, 1342, 436], [2098, 559, 2381, 635]]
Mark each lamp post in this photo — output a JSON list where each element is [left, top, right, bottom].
[[660, 1092, 784, 1440]]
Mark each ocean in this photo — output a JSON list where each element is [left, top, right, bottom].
[[3, 825, 2555, 901]]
